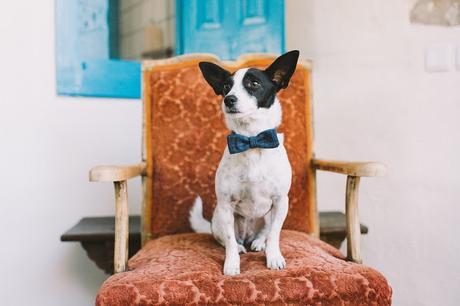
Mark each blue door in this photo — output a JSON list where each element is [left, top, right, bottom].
[[176, 0, 285, 60]]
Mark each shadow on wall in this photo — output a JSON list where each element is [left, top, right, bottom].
[[61, 245, 107, 296]]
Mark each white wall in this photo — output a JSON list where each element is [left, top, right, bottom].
[[286, 0, 460, 305], [0, 2, 142, 305], [1, 1, 459, 305]]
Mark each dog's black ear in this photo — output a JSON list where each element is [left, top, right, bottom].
[[198, 62, 231, 96], [265, 50, 299, 91]]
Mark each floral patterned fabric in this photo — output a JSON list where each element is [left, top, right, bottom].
[[144, 57, 316, 238]]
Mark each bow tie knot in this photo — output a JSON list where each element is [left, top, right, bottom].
[[227, 129, 280, 154], [249, 136, 258, 148]]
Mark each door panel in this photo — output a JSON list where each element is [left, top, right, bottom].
[[237, 0, 284, 56], [176, 0, 284, 60], [241, 0, 267, 25], [196, 0, 223, 29]]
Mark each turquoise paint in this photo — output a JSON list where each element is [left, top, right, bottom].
[[56, 59, 140, 98], [56, 0, 284, 99], [55, 0, 140, 99], [176, 0, 285, 59]]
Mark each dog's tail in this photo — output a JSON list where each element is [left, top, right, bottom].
[[189, 196, 212, 234]]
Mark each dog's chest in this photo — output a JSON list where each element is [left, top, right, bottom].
[[216, 145, 291, 218]]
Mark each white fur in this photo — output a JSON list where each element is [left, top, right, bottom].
[[191, 68, 292, 275], [224, 68, 257, 115], [189, 196, 211, 234]]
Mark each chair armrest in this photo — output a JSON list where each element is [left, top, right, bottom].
[[312, 159, 386, 177], [89, 163, 146, 182], [313, 158, 386, 264], [89, 162, 145, 273]]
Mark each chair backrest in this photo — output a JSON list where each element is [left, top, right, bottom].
[[141, 54, 317, 243]]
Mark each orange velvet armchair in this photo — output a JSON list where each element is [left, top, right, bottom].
[[90, 54, 391, 305]]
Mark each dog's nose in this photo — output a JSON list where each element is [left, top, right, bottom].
[[224, 95, 237, 107]]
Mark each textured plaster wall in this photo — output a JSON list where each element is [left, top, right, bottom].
[[286, 0, 460, 305], [411, 0, 460, 26], [0, 2, 141, 305]]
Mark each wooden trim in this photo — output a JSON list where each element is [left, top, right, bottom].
[[310, 165, 319, 238], [141, 64, 154, 246], [143, 53, 312, 72], [303, 66, 318, 237], [113, 180, 129, 273], [345, 176, 362, 263], [89, 163, 146, 182], [143, 54, 219, 71], [141, 176, 153, 246], [312, 159, 386, 177]]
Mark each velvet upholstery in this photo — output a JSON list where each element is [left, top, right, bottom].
[[96, 230, 392, 305], [143, 55, 315, 239]]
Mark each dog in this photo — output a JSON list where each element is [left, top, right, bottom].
[[189, 51, 299, 275]]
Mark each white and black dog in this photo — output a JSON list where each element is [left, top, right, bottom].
[[189, 51, 299, 275]]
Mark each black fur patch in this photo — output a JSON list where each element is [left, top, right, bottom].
[[222, 76, 234, 96], [198, 62, 231, 96], [243, 68, 277, 109]]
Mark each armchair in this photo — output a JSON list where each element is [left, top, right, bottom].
[[91, 54, 391, 305]]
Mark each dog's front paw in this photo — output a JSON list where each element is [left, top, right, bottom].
[[223, 257, 240, 275], [250, 237, 266, 252], [267, 253, 286, 270]]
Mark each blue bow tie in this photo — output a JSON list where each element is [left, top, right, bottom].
[[227, 129, 279, 154]]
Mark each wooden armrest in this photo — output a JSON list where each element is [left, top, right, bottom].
[[312, 159, 386, 177], [89, 163, 146, 182], [314, 159, 386, 263], [89, 163, 145, 272]]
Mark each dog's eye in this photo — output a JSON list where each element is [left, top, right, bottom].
[[249, 80, 260, 88], [223, 84, 231, 93]]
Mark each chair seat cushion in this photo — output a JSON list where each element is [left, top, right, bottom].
[[96, 230, 392, 305]]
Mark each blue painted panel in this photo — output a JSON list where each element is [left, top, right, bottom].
[[196, 0, 223, 29], [177, 0, 230, 58], [176, 0, 285, 60], [238, 0, 285, 55], [242, 0, 266, 25], [57, 59, 140, 98], [55, 0, 140, 99]]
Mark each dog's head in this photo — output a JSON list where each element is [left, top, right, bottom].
[[199, 51, 299, 133]]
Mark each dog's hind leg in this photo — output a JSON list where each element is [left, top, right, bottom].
[[265, 195, 289, 270], [237, 244, 247, 254], [250, 213, 271, 252], [212, 203, 241, 275]]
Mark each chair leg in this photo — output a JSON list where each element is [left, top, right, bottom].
[[346, 175, 362, 263], [114, 180, 129, 273]]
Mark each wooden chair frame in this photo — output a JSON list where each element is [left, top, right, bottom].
[[89, 54, 386, 273]]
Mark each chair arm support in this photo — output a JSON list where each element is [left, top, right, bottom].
[[89, 163, 146, 182], [313, 159, 386, 263], [312, 159, 386, 177], [89, 163, 146, 273], [345, 176, 362, 263], [112, 180, 129, 273]]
